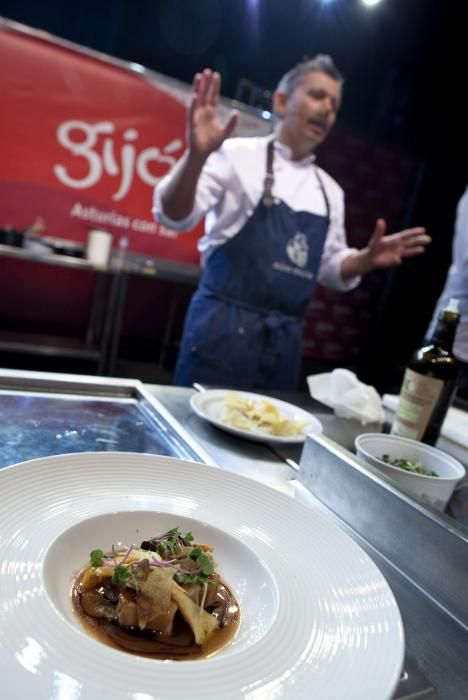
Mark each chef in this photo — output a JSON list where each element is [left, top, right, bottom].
[[153, 55, 430, 390]]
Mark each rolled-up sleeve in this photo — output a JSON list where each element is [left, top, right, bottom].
[[152, 149, 229, 233], [317, 186, 361, 291]]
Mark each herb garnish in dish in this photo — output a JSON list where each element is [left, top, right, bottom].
[[71, 527, 240, 659], [381, 454, 439, 477]]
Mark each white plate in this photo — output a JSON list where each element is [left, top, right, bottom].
[[190, 389, 323, 443], [0, 452, 404, 700]]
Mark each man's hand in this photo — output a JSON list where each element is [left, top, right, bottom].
[[341, 218, 431, 280], [365, 218, 431, 268], [188, 69, 239, 162], [160, 69, 239, 222]]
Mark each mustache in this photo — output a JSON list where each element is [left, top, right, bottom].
[[284, 111, 329, 126]]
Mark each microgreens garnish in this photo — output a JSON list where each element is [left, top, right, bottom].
[[90, 549, 104, 567], [89, 528, 215, 588], [173, 572, 217, 587], [172, 547, 215, 586], [189, 548, 214, 576], [141, 527, 194, 554], [112, 564, 130, 585]]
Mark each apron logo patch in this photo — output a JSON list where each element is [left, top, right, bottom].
[[286, 233, 309, 268]]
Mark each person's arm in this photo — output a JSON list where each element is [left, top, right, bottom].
[[453, 186, 468, 269], [161, 69, 238, 222], [160, 151, 207, 222], [340, 218, 431, 280]]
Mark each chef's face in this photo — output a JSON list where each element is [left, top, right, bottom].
[[274, 70, 342, 150]]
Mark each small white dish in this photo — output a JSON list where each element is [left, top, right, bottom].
[[355, 433, 466, 511], [190, 389, 323, 444], [382, 394, 468, 474], [0, 451, 404, 699]]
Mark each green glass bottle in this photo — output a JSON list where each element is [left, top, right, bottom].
[[391, 298, 460, 445]]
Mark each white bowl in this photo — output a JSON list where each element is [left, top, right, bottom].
[[355, 433, 466, 511]]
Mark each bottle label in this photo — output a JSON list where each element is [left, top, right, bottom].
[[391, 368, 444, 440]]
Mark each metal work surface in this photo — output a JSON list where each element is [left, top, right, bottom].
[[148, 384, 385, 493], [2, 372, 467, 697], [299, 435, 468, 628], [0, 240, 201, 280], [147, 384, 296, 494], [0, 369, 213, 467], [150, 384, 468, 699], [296, 436, 468, 700]]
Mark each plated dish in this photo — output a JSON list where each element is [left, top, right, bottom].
[[190, 389, 323, 443], [71, 525, 240, 660], [1, 452, 404, 699]]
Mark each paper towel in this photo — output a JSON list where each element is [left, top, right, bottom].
[[307, 369, 385, 425]]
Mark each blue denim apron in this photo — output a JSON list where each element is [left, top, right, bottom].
[[174, 139, 330, 390]]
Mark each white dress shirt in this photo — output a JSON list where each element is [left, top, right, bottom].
[[153, 135, 360, 291], [427, 186, 468, 362]]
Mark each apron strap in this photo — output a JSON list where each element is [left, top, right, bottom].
[[262, 137, 276, 207], [314, 168, 331, 219], [262, 137, 331, 218]]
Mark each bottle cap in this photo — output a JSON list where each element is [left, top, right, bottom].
[[439, 297, 460, 323], [446, 298, 459, 314]]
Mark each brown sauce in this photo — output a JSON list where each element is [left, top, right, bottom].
[[71, 566, 241, 661]]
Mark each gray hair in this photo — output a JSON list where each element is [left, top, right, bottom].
[[276, 54, 344, 96]]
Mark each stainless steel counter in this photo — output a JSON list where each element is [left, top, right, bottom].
[[2, 370, 468, 698], [145, 384, 380, 491], [144, 385, 297, 494], [0, 370, 213, 468], [146, 384, 468, 700]]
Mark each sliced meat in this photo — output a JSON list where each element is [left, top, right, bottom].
[[80, 587, 117, 621]]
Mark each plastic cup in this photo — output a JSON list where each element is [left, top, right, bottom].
[[87, 230, 113, 267]]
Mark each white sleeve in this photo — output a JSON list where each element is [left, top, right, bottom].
[[152, 148, 231, 232], [317, 187, 361, 291], [453, 186, 468, 268]]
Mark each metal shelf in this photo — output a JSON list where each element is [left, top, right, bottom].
[[0, 330, 101, 360], [0, 243, 201, 376]]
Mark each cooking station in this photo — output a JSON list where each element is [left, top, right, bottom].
[[0, 242, 200, 376], [1, 368, 467, 699]]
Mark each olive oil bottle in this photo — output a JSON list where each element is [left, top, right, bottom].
[[391, 298, 460, 445]]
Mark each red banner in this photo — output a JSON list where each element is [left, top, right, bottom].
[[0, 22, 269, 264]]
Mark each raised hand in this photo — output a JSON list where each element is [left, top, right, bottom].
[[365, 218, 431, 269], [188, 69, 239, 161], [340, 218, 431, 280]]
